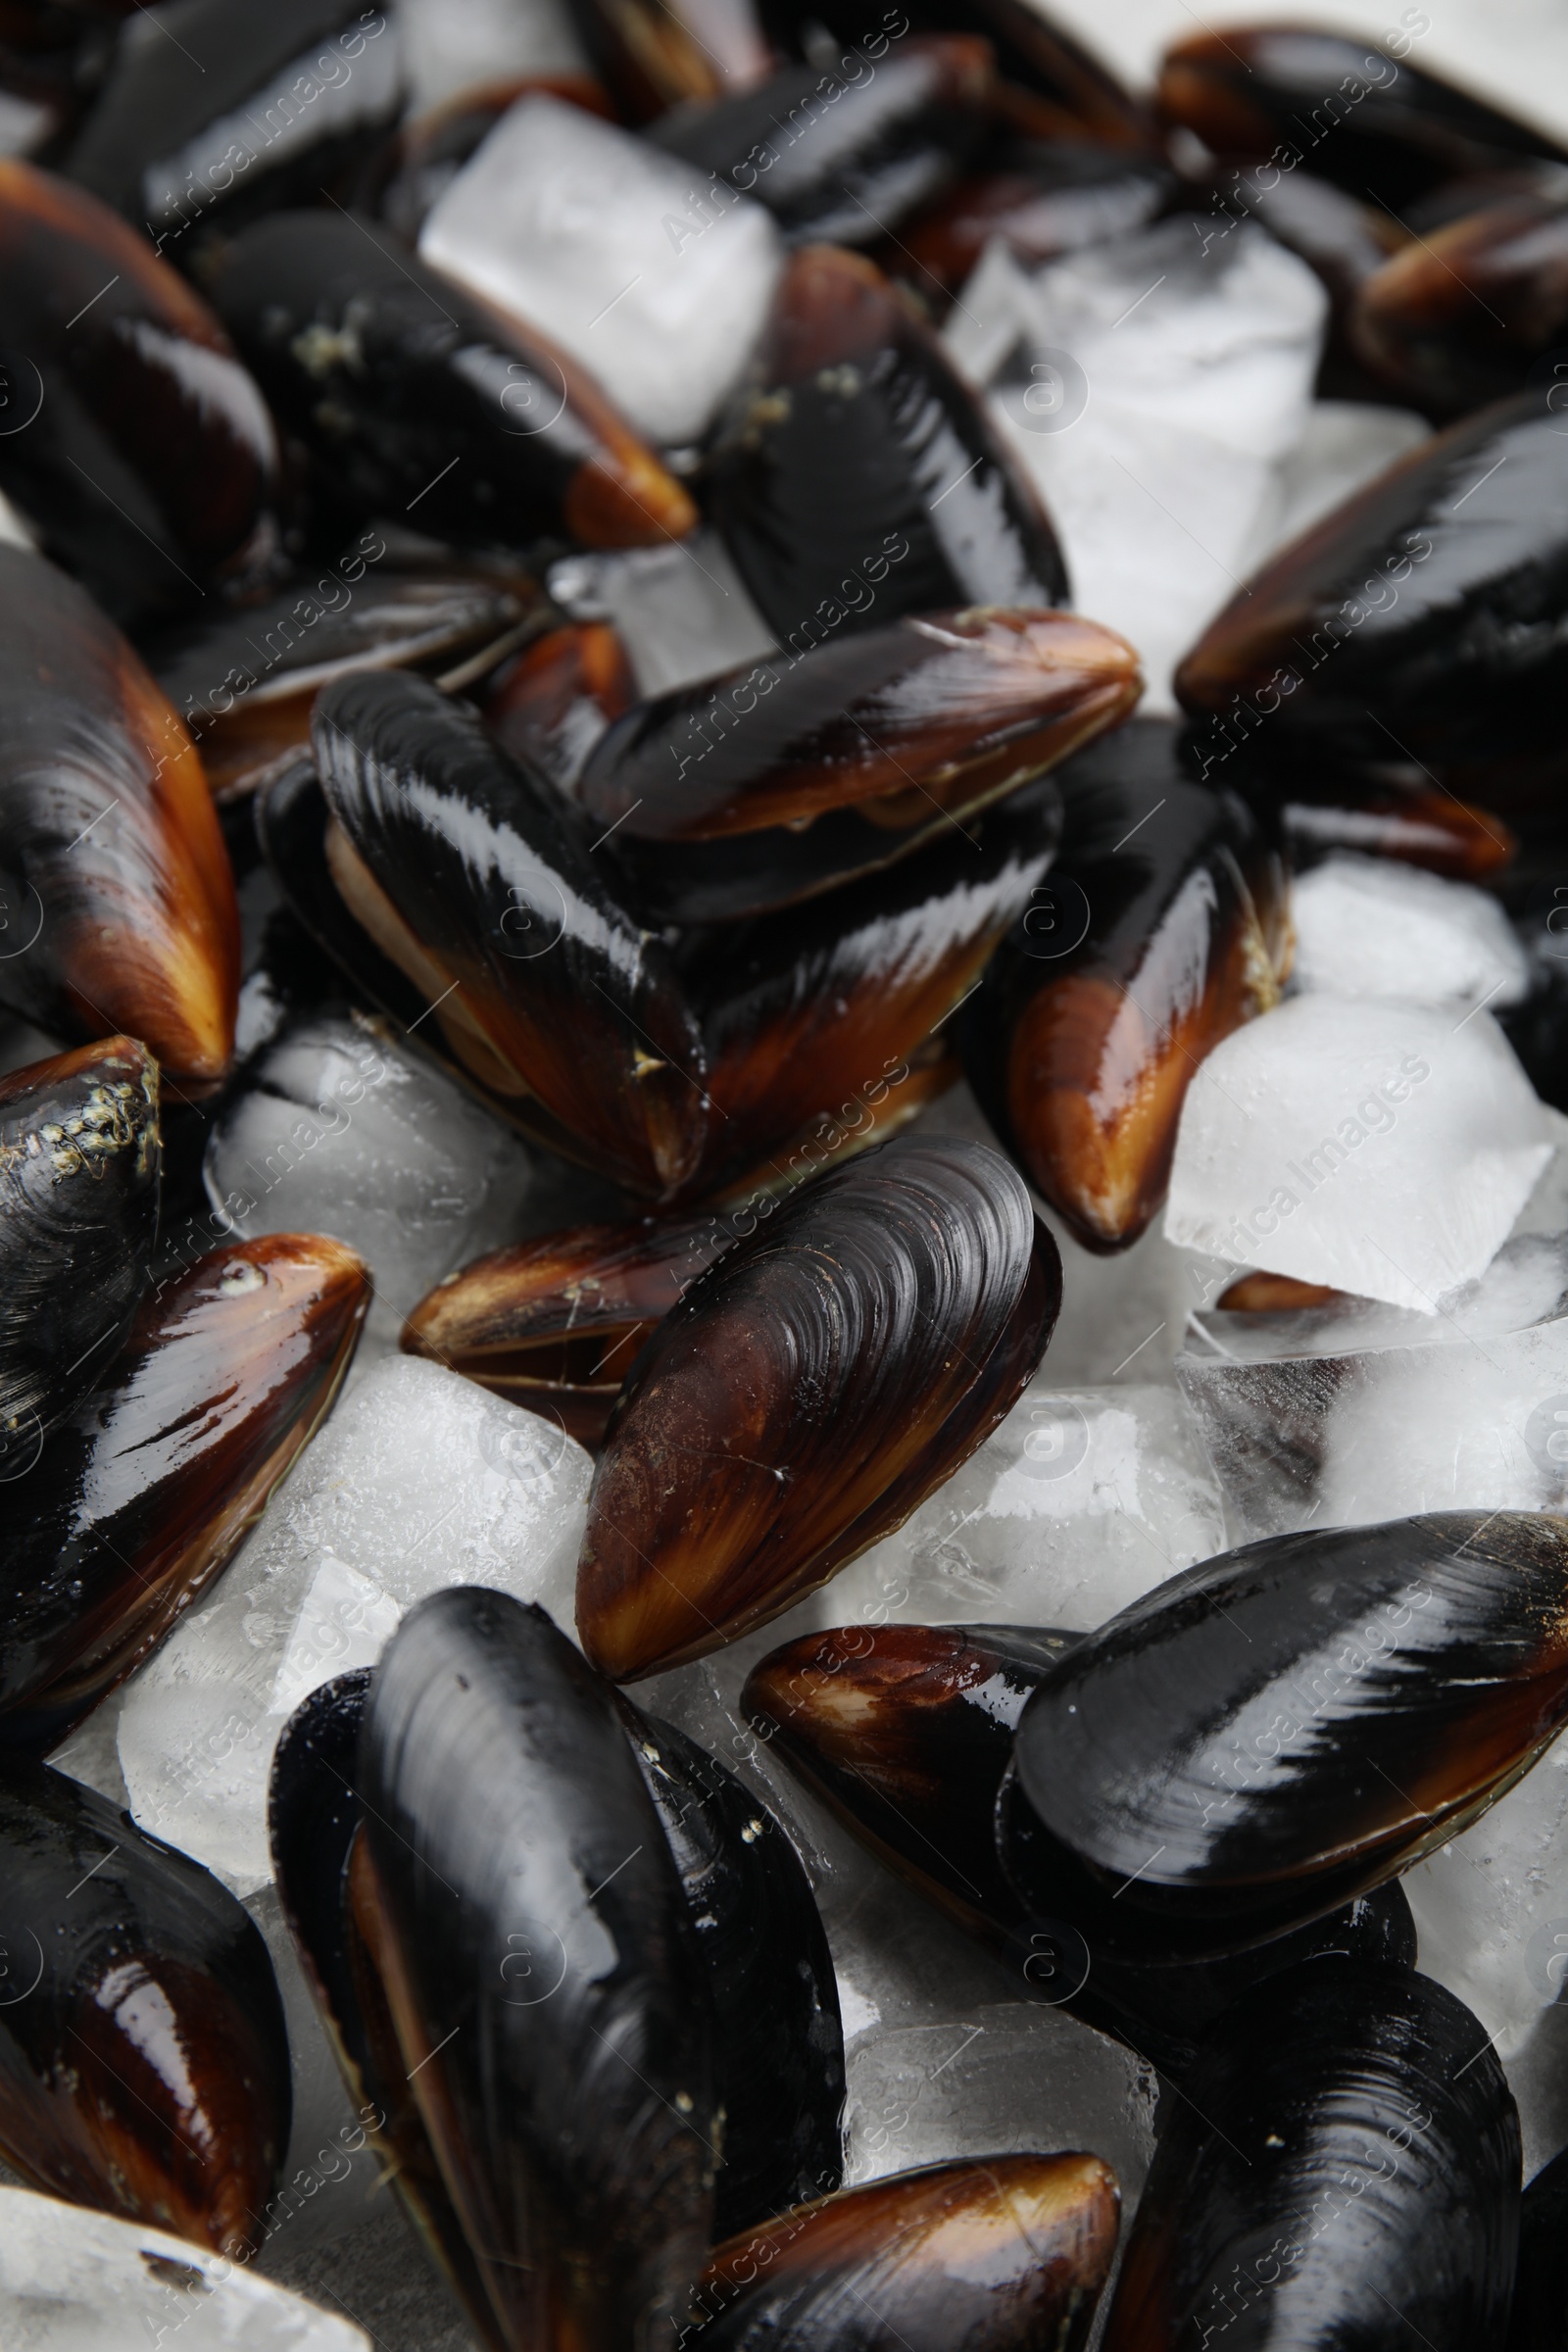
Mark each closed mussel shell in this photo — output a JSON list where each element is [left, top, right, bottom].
[[1350, 194, 1568, 416], [706, 244, 1068, 647], [687, 2153, 1122, 2352], [0, 1762, 290, 2257], [564, 0, 771, 121], [900, 137, 1171, 301], [356, 1588, 717, 2352], [0, 1233, 368, 1747], [1006, 1510, 1568, 1958], [0, 548, 239, 1083], [485, 619, 637, 793], [576, 1136, 1062, 1681], [0, 1036, 160, 1474], [1100, 1961, 1520, 2350], [312, 670, 710, 1198]]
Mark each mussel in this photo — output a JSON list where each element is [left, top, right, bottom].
[[484, 620, 637, 794], [1350, 194, 1568, 416], [687, 2154, 1122, 2352], [564, 0, 772, 120], [962, 722, 1289, 1251], [576, 1135, 1062, 1680], [0, 1233, 368, 1747], [1100, 1962, 1520, 2349], [1256, 771, 1515, 881], [0, 1761, 290, 2257], [207, 211, 696, 556], [899, 137, 1171, 301], [1004, 1510, 1568, 1960], [1507, 2139, 1568, 2350], [0, 548, 239, 1083], [0, 1036, 160, 1473], [706, 245, 1068, 646]]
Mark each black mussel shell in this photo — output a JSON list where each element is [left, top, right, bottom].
[[0, 1036, 160, 1473], [1507, 2140, 1568, 2350], [1250, 769, 1515, 881], [312, 670, 710, 1199], [899, 136, 1171, 302], [484, 619, 637, 794], [254, 753, 430, 1034], [208, 210, 696, 555], [0, 1761, 290, 2256], [1157, 26, 1568, 209], [1351, 194, 1568, 416], [1174, 397, 1568, 823], [0, 159, 280, 626], [1005, 1511, 1568, 1960], [358, 74, 616, 243], [0, 1233, 368, 1747], [618, 1701, 845, 2235], [688, 2153, 1122, 2352], [563, 0, 771, 122], [577, 1136, 1061, 1680], [0, 547, 239, 1083], [65, 0, 404, 245], [706, 244, 1068, 647], [649, 38, 993, 248], [356, 1588, 717, 2352], [962, 721, 1289, 1252], [1101, 1962, 1520, 2350]]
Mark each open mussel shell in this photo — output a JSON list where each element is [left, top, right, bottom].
[[402, 1214, 733, 1446], [356, 1588, 717, 2352], [485, 619, 637, 794], [1350, 194, 1568, 416], [706, 244, 1068, 647], [618, 1700, 845, 2235], [0, 1036, 160, 1473], [564, 0, 771, 120], [963, 722, 1288, 1252], [1101, 1961, 1520, 2350], [689, 2153, 1121, 2352], [899, 136, 1171, 301], [0, 548, 239, 1082], [1155, 25, 1568, 209], [208, 210, 696, 555], [576, 1135, 1062, 1681], [312, 670, 710, 1199], [0, 159, 280, 626], [0, 1761, 290, 2257], [1176, 396, 1568, 821], [0, 1232, 368, 1748], [1005, 1511, 1568, 1961]]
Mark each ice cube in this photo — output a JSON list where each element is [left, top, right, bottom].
[[1262, 401, 1431, 556], [205, 1011, 532, 1340], [399, 0, 588, 110], [1290, 854, 1530, 1010], [548, 530, 777, 697], [1163, 994, 1551, 1312], [418, 94, 784, 448], [823, 1380, 1226, 1634], [0, 2181, 367, 2347], [90, 1357, 590, 1895]]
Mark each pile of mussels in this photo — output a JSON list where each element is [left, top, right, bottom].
[[4, 0, 1568, 2344]]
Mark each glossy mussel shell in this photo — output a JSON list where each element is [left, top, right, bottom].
[[1101, 1962, 1520, 2350], [312, 670, 709, 1198], [0, 548, 239, 1081], [706, 245, 1068, 647], [0, 159, 279, 625], [1006, 1510, 1568, 1958], [0, 1036, 160, 1473], [576, 1135, 1062, 1681], [1350, 194, 1568, 416], [355, 1589, 716, 2352], [900, 138, 1171, 300], [564, 0, 771, 121], [208, 210, 695, 554], [0, 1233, 368, 1747], [485, 619, 637, 793], [688, 2154, 1121, 2352], [0, 1762, 289, 2257]]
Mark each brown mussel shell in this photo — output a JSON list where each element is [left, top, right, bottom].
[[1101, 1962, 1520, 2351], [401, 1213, 733, 1445], [0, 547, 239, 1082], [576, 1135, 1062, 1681], [356, 1588, 717, 2352], [0, 1035, 160, 1472], [1006, 1510, 1568, 1960], [564, 0, 772, 121], [706, 245, 1069, 648], [0, 1232, 368, 1749], [484, 619, 637, 794], [963, 722, 1288, 1252], [208, 210, 696, 556], [1261, 774, 1515, 881], [899, 138, 1171, 302], [0, 1761, 290, 2258], [312, 670, 710, 1199], [688, 2153, 1121, 2352], [1350, 194, 1568, 416], [1173, 397, 1568, 819]]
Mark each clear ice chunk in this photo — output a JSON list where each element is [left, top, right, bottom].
[[1290, 854, 1530, 1010], [1262, 400, 1431, 556], [1163, 994, 1551, 1312], [418, 93, 784, 447], [549, 529, 777, 697], [399, 0, 588, 111], [94, 1357, 591, 1896], [204, 1011, 532, 1340]]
